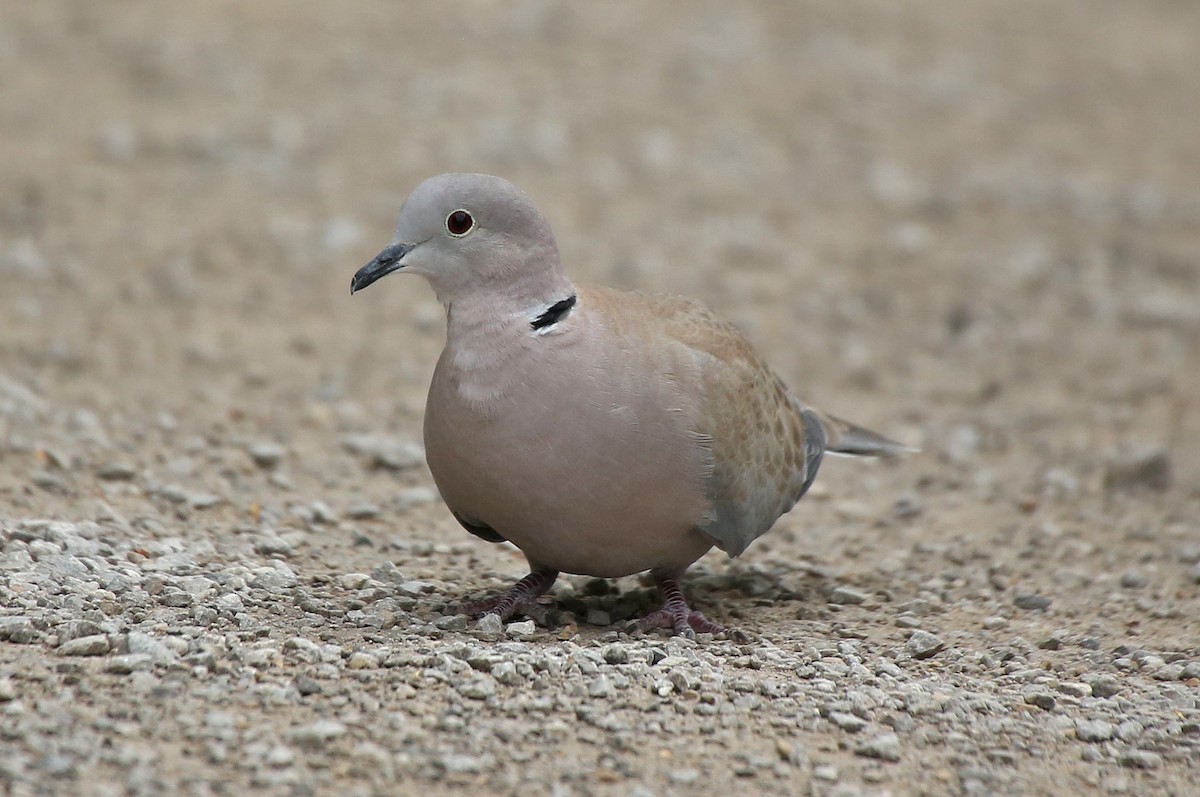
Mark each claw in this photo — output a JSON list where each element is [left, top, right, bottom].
[[446, 569, 559, 623], [635, 576, 735, 638]]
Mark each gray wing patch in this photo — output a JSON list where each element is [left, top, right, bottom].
[[797, 409, 827, 499]]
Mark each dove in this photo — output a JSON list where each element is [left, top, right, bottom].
[[351, 173, 912, 637]]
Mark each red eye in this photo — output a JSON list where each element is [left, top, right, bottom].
[[446, 209, 474, 236]]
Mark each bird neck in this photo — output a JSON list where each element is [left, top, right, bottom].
[[444, 268, 577, 337], [439, 277, 579, 410]]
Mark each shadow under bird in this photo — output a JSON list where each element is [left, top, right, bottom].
[[351, 173, 913, 637]]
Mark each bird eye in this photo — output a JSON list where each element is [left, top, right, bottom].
[[445, 209, 474, 236]]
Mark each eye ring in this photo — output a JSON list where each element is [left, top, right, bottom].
[[445, 209, 475, 237]]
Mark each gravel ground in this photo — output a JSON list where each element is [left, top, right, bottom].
[[3, 2, 1200, 796]]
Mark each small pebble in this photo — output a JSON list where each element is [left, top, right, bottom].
[[828, 712, 867, 733], [1074, 719, 1115, 742], [97, 462, 137, 481], [1119, 572, 1148, 589], [288, 721, 347, 749], [855, 733, 901, 762], [57, 634, 111, 656], [812, 763, 839, 782], [458, 678, 496, 700], [1023, 691, 1056, 711], [246, 442, 286, 469], [506, 620, 536, 639], [296, 677, 322, 696], [829, 586, 869, 605], [254, 536, 293, 556], [906, 630, 945, 659], [1088, 675, 1121, 698], [667, 769, 701, 785], [588, 675, 611, 698], [1118, 750, 1162, 770], [1056, 682, 1091, 699], [338, 573, 372, 590], [1116, 720, 1143, 742], [1014, 593, 1052, 611], [475, 614, 503, 639], [103, 653, 154, 674]]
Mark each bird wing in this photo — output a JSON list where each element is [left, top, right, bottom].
[[595, 288, 819, 557]]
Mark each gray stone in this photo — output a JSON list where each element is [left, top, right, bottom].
[[288, 720, 347, 749], [1119, 572, 1148, 589], [348, 503, 381, 520], [1116, 720, 1143, 741], [855, 733, 902, 762], [1023, 691, 1056, 711], [829, 586, 870, 605], [103, 653, 155, 674], [1118, 750, 1162, 769], [1088, 675, 1121, 698], [58, 634, 110, 656], [588, 675, 611, 698], [1014, 593, 1052, 611], [341, 434, 424, 470], [828, 711, 867, 733], [246, 442, 286, 469], [906, 630, 945, 659], [1056, 682, 1091, 699], [475, 613, 503, 640], [1074, 719, 1115, 742], [812, 763, 839, 781], [458, 678, 496, 700], [254, 536, 293, 556], [492, 661, 522, 686], [97, 462, 137, 481], [602, 644, 629, 665], [506, 620, 536, 639], [126, 631, 179, 665], [667, 769, 701, 785], [0, 617, 37, 644], [296, 677, 322, 696]]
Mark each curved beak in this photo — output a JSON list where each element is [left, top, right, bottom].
[[350, 242, 415, 294]]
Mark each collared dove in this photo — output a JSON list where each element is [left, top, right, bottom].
[[351, 173, 912, 637]]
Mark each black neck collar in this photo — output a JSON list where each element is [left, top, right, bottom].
[[531, 294, 577, 330]]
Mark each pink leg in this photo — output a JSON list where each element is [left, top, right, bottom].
[[450, 569, 559, 622], [637, 575, 729, 639]]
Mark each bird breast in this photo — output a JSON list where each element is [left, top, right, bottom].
[[422, 311, 715, 577]]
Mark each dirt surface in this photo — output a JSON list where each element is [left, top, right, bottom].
[[2, 2, 1199, 796]]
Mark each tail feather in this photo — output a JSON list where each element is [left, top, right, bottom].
[[810, 409, 917, 458]]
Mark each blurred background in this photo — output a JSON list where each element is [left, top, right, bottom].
[[2, 2, 1199, 794], [3, 1, 1196, 476]]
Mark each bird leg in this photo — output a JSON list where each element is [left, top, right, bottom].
[[637, 574, 727, 639], [450, 568, 559, 623]]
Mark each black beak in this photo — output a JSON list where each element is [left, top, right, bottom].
[[350, 242, 415, 294]]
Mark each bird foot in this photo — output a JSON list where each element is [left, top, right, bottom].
[[446, 568, 559, 623], [632, 576, 744, 640], [636, 606, 726, 639]]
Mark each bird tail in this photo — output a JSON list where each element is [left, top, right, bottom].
[[806, 407, 917, 458]]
